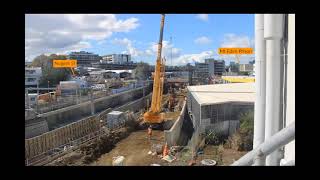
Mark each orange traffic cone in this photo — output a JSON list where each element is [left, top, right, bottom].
[[163, 142, 169, 157]]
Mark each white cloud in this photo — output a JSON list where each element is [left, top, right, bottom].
[[146, 41, 181, 59], [172, 51, 218, 66], [220, 33, 253, 48], [219, 33, 254, 64], [196, 14, 209, 21], [194, 36, 212, 45], [112, 38, 143, 57], [25, 14, 139, 61]]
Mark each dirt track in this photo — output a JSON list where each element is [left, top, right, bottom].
[[90, 130, 166, 166]]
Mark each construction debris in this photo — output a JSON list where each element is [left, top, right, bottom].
[[151, 144, 163, 154], [150, 164, 161, 166], [112, 156, 125, 166], [80, 127, 131, 164], [201, 159, 216, 166], [162, 154, 176, 163]]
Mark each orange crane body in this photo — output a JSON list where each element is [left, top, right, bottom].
[[143, 14, 166, 124]]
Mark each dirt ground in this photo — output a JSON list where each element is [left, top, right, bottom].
[[195, 145, 248, 166], [90, 130, 167, 166]]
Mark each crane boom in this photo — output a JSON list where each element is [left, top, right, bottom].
[[143, 14, 166, 124]]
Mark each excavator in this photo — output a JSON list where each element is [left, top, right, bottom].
[[143, 14, 166, 125]]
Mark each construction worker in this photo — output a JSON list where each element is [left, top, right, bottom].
[[148, 125, 152, 140]]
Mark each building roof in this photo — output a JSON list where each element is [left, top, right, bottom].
[[187, 83, 255, 105]]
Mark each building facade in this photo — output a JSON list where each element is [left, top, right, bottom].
[[229, 61, 240, 73], [205, 58, 225, 76], [205, 59, 215, 77], [186, 83, 255, 152], [239, 64, 254, 72], [68, 51, 101, 67], [101, 54, 132, 64], [193, 62, 208, 84], [213, 60, 225, 75], [25, 67, 42, 88]]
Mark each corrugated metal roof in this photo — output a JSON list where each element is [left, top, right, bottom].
[[187, 83, 255, 105]]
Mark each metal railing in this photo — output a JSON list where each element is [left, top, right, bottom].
[[231, 122, 295, 166]]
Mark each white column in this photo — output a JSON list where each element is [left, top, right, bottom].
[[253, 15, 266, 157], [264, 14, 284, 165], [284, 14, 295, 163]]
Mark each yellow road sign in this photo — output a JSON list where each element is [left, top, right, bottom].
[[53, 60, 77, 68], [218, 48, 254, 54]]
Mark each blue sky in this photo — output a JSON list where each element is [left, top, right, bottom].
[[25, 14, 254, 65]]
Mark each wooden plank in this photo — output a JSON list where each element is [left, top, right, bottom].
[[29, 139, 33, 158], [39, 136, 43, 154], [25, 140, 30, 159], [58, 129, 62, 147], [61, 127, 66, 144], [48, 133, 52, 150], [53, 131, 57, 148], [66, 126, 71, 143]]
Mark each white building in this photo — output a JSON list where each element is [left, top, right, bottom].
[[101, 54, 132, 64], [25, 67, 42, 88]]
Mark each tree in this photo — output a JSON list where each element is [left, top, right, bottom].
[[31, 54, 71, 87], [133, 62, 151, 80]]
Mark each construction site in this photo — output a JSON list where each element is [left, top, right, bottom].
[[25, 14, 295, 166]]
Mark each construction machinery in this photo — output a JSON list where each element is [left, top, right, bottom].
[[143, 14, 166, 124]]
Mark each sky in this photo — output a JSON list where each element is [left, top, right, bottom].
[[25, 14, 254, 66]]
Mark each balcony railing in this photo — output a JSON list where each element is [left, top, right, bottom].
[[231, 122, 295, 166]]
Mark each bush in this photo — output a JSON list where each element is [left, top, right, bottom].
[[225, 110, 254, 151], [238, 110, 254, 151]]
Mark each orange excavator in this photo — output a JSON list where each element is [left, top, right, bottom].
[[143, 14, 166, 124]]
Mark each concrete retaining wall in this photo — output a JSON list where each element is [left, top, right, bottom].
[[25, 121, 49, 139], [164, 101, 186, 146], [25, 115, 99, 159], [36, 86, 149, 130], [114, 93, 152, 113], [25, 94, 152, 159]]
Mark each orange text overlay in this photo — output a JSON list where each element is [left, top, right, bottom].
[[53, 60, 77, 68], [218, 48, 254, 54]]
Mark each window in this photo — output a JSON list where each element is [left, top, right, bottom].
[[27, 78, 36, 82], [26, 70, 36, 74]]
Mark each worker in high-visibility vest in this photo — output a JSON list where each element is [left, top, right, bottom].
[[148, 125, 152, 140]]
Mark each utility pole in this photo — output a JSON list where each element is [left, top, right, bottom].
[[170, 36, 173, 67], [47, 81, 50, 93]]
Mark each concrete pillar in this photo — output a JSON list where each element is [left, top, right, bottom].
[[90, 89, 95, 115], [143, 81, 145, 97], [26, 89, 30, 108], [76, 88, 79, 104], [264, 14, 283, 166], [253, 14, 266, 164], [284, 14, 295, 163], [79, 88, 82, 103], [37, 81, 39, 95]]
